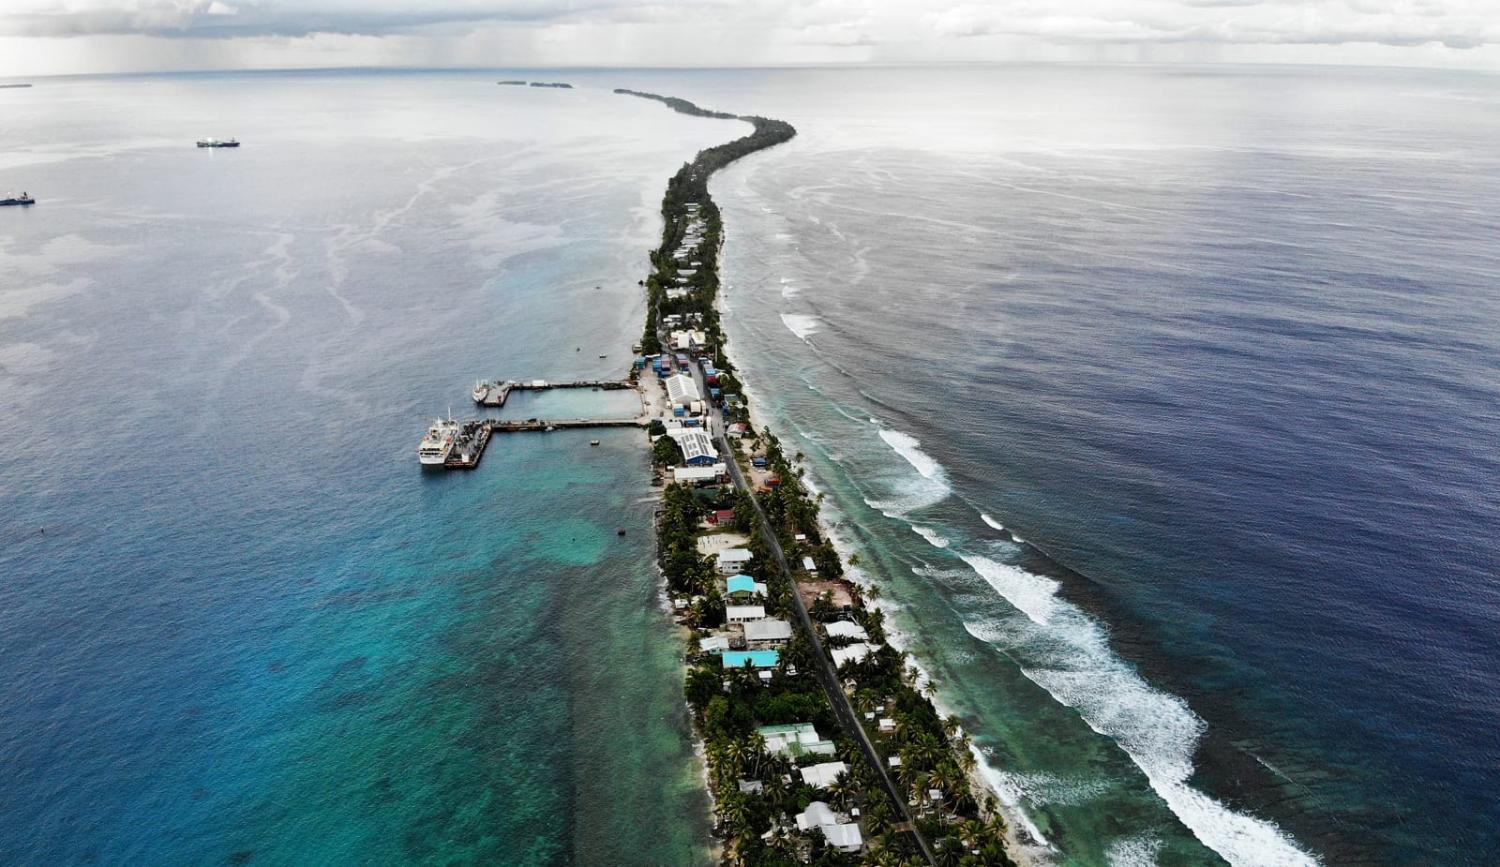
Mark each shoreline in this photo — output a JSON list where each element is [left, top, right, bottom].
[[620, 88, 1026, 866]]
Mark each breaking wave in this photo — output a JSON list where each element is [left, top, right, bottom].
[[877, 428, 943, 479], [911, 525, 951, 548], [981, 513, 1005, 531], [958, 556, 1319, 867], [779, 312, 821, 340]]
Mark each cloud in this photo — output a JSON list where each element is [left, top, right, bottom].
[[2, 0, 1499, 75], [924, 0, 1499, 50]]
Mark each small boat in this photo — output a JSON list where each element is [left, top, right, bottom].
[[590, 440, 601, 446], [1, 192, 35, 206], [196, 137, 240, 148], [472, 379, 490, 403]]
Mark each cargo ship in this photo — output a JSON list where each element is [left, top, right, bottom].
[[196, 138, 240, 148]]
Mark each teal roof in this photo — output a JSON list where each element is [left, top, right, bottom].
[[722, 650, 779, 669], [726, 575, 760, 595]]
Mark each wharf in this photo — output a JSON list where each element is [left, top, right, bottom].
[[441, 416, 646, 469], [473, 378, 633, 407]]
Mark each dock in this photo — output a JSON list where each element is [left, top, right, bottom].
[[473, 379, 633, 407], [443, 416, 646, 469]]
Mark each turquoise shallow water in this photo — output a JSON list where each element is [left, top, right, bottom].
[[0, 70, 722, 865]]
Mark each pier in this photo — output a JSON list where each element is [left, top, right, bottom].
[[472, 378, 633, 407], [443, 416, 647, 469]]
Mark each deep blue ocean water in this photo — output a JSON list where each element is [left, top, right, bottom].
[[0, 71, 728, 865], [693, 66, 1499, 865]]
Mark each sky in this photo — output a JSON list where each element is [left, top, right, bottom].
[[2, 0, 1500, 78]]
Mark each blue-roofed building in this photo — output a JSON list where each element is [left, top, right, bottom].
[[722, 650, 779, 669], [726, 574, 766, 600]]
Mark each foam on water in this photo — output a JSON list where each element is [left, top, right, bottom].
[[912, 525, 951, 548], [779, 312, 821, 340], [1106, 833, 1165, 867], [981, 513, 1005, 531], [877, 428, 943, 479], [957, 559, 1319, 866]]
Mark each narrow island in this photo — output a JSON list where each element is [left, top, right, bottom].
[[529, 81, 573, 89], [618, 89, 1021, 866], [496, 80, 527, 86], [0, 83, 33, 89]]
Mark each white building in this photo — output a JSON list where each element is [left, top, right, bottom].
[[802, 556, 818, 573], [664, 373, 701, 406], [726, 604, 766, 624], [795, 802, 863, 854], [744, 619, 792, 646], [699, 635, 731, 653], [671, 429, 718, 465], [824, 621, 869, 641], [830, 643, 875, 668], [672, 463, 726, 485], [799, 761, 848, 789], [717, 548, 754, 573]]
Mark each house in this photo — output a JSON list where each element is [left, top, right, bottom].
[[721, 649, 779, 669], [799, 761, 848, 789], [878, 718, 895, 733], [725, 574, 767, 601], [758, 723, 836, 758], [795, 802, 863, 854], [743, 618, 792, 647], [727, 423, 749, 438], [824, 621, 869, 641], [699, 635, 731, 653], [802, 556, 818, 573], [830, 643, 875, 668], [706, 508, 736, 527], [717, 548, 754, 573], [664, 373, 701, 406], [726, 604, 766, 623]]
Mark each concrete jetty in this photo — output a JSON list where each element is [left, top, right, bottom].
[[473, 379, 633, 407]]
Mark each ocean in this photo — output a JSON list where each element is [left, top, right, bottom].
[[2, 65, 1498, 867], [0, 71, 725, 865]]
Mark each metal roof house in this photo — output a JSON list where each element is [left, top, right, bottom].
[[824, 621, 869, 641], [717, 548, 754, 572], [830, 642, 876, 668], [744, 618, 792, 646], [758, 723, 836, 758], [796, 801, 863, 853], [799, 761, 848, 789], [726, 604, 766, 623], [725, 574, 767, 599]]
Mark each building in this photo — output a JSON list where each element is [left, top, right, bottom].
[[664, 373, 701, 406], [758, 723, 835, 758], [830, 642, 875, 668], [743, 618, 792, 647], [725, 574, 767, 601], [699, 635, 731, 653], [717, 548, 754, 573], [721, 649, 779, 669], [706, 508, 736, 526], [799, 761, 848, 789], [672, 463, 726, 486], [726, 604, 766, 623], [672, 429, 718, 466], [802, 556, 818, 573], [824, 621, 869, 641], [795, 802, 863, 854]]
